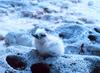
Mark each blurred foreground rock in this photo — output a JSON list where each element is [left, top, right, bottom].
[[5, 48, 100, 73], [26, 49, 100, 73]]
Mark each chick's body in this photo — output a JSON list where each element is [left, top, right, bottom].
[[34, 33, 64, 57]]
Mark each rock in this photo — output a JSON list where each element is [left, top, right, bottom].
[[16, 34, 33, 47], [5, 70, 15, 73], [91, 66, 100, 73], [47, 56, 88, 73], [64, 46, 80, 54], [6, 45, 33, 54], [96, 36, 100, 43], [31, 63, 50, 73], [88, 1, 94, 6], [21, 11, 34, 18], [5, 32, 16, 46], [42, 14, 52, 21], [5, 31, 33, 47], [55, 25, 85, 44], [0, 10, 8, 16], [0, 0, 28, 7], [26, 50, 100, 73], [78, 18, 94, 24], [68, 0, 81, 3], [49, 55, 100, 73], [84, 57, 100, 73], [3, 48, 100, 73], [6, 55, 27, 70], [83, 44, 100, 56]]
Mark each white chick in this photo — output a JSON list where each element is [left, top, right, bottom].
[[32, 28, 64, 57]]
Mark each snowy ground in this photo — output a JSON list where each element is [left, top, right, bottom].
[[0, 0, 100, 73]]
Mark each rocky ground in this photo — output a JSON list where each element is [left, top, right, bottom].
[[0, 0, 100, 73]]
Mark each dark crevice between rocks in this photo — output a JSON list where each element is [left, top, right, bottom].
[[31, 63, 50, 73], [0, 34, 5, 41], [79, 43, 85, 54], [88, 35, 96, 41], [6, 55, 27, 70], [91, 66, 100, 73], [43, 7, 52, 13], [59, 33, 65, 39], [94, 28, 100, 33]]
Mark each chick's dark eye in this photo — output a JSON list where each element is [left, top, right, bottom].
[[41, 34, 46, 37]]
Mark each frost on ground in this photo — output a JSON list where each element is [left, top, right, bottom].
[[0, 0, 100, 73]]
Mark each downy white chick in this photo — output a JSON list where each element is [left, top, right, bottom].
[[32, 28, 64, 57]]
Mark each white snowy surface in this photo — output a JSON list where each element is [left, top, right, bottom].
[[0, 0, 100, 73]]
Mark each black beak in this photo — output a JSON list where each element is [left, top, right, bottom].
[[32, 34, 39, 39], [32, 34, 46, 39]]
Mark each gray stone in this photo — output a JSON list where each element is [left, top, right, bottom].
[[25, 49, 100, 73], [55, 25, 85, 44], [5, 31, 33, 47]]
